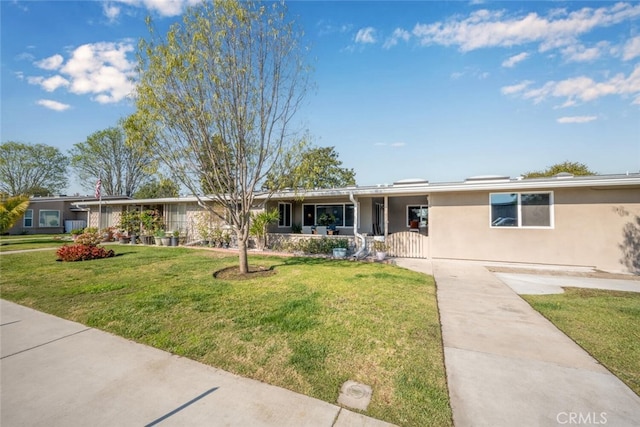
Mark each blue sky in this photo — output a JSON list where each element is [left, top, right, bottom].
[[2, 0, 639, 195]]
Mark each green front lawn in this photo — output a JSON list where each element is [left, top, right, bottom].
[[0, 246, 452, 426], [0, 234, 70, 252], [524, 288, 640, 396]]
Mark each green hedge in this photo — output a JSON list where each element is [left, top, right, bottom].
[[271, 236, 349, 254]]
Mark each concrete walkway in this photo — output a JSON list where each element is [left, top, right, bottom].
[[495, 272, 640, 295], [395, 258, 640, 427], [0, 300, 394, 427]]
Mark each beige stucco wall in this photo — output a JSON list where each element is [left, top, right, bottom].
[[9, 199, 88, 234], [429, 187, 640, 273]]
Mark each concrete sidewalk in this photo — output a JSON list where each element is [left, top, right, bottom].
[[0, 300, 394, 427], [396, 258, 640, 427]]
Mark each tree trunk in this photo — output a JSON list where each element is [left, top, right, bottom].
[[238, 238, 249, 274]]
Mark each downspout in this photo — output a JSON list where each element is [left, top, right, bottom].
[[349, 192, 368, 259]]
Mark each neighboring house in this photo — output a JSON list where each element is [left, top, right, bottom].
[[75, 173, 640, 273], [7, 195, 130, 235], [75, 196, 209, 238]]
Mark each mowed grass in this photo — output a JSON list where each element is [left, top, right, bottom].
[[524, 288, 640, 395], [0, 246, 452, 426], [0, 234, 70, 252]]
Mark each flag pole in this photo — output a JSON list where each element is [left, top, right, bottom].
[[96, 175, 103, 230]]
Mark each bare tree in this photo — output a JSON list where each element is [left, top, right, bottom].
[[70, 124, 156, 197], [128, 0, 311, 273]]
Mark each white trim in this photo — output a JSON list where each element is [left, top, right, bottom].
[[75, 174, 640, 205], [23, 209, 33, 228]]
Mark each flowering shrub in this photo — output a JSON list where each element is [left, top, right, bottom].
[[56, 244, 115, 262], [101, 226, 116, 241], [75, 232, 103, 246]]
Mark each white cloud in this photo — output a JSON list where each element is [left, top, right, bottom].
[[383, 28, 411, 49], [40, 75, 70, 92], [103, 2, 121, 21], [502, 52, 529, 68], [506, 64, 640, 106], [111, 0, 202, 17], [317, 20, 352, 37], [11, 0, 29, 12], [27, 75, 68, 93], [35, 54, 64, 70], [557, 116, 598, 124], [61, 41, 136, 103], [37, 99, 71, 111], [561, 42, 609, 62], [16, 52, 35, 62], [355, 27, 376, 44], [411, 3, 640, 52], [375, 142, 406, 147], [451, 67, 490, 80], [500, 81, 534, 95], [28, 41, 136, 104], [623, 36, 640, 60]]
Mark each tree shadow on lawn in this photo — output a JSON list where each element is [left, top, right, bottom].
[[277, 256, 357, 268], [211, 256, 356, 281]]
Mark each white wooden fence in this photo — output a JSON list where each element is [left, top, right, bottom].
[[384, 231, 429, 258]]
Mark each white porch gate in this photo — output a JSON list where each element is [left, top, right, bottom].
[[386, 231, 429, 259]]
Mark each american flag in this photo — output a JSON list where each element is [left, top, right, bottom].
[[95, 178, 102, 199]]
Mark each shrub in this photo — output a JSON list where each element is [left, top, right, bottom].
[[75, 232, 103, 246], [56, 244, 115, 262], [101, 226, 116, 241], [271, 237, 349, 254]]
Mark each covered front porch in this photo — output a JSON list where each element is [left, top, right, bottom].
[[265, 192, 430, 258]]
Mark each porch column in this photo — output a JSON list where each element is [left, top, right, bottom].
[[384, 196, 389, 238]]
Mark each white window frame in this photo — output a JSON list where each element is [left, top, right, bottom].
[[23, 209, 33, 228], [39, 210, 61, 228], [406, 205, 428, 228], [278, 202, 292, 228], [490, 192, 554, 229]]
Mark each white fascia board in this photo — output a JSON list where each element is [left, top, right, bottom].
[[77, 195, 216, 206], [75, 175, 640, 205], [265, 175, 640, 199]]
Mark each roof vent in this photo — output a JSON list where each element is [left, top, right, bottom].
[[393, 178, 429, 186], [465, 175, 510, 183], [554, 172, 574, 179]]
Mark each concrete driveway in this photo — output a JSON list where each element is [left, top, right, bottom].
[[495, 272, 640, 294]]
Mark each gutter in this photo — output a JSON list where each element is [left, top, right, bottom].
[[349, 192, 368, 259]]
